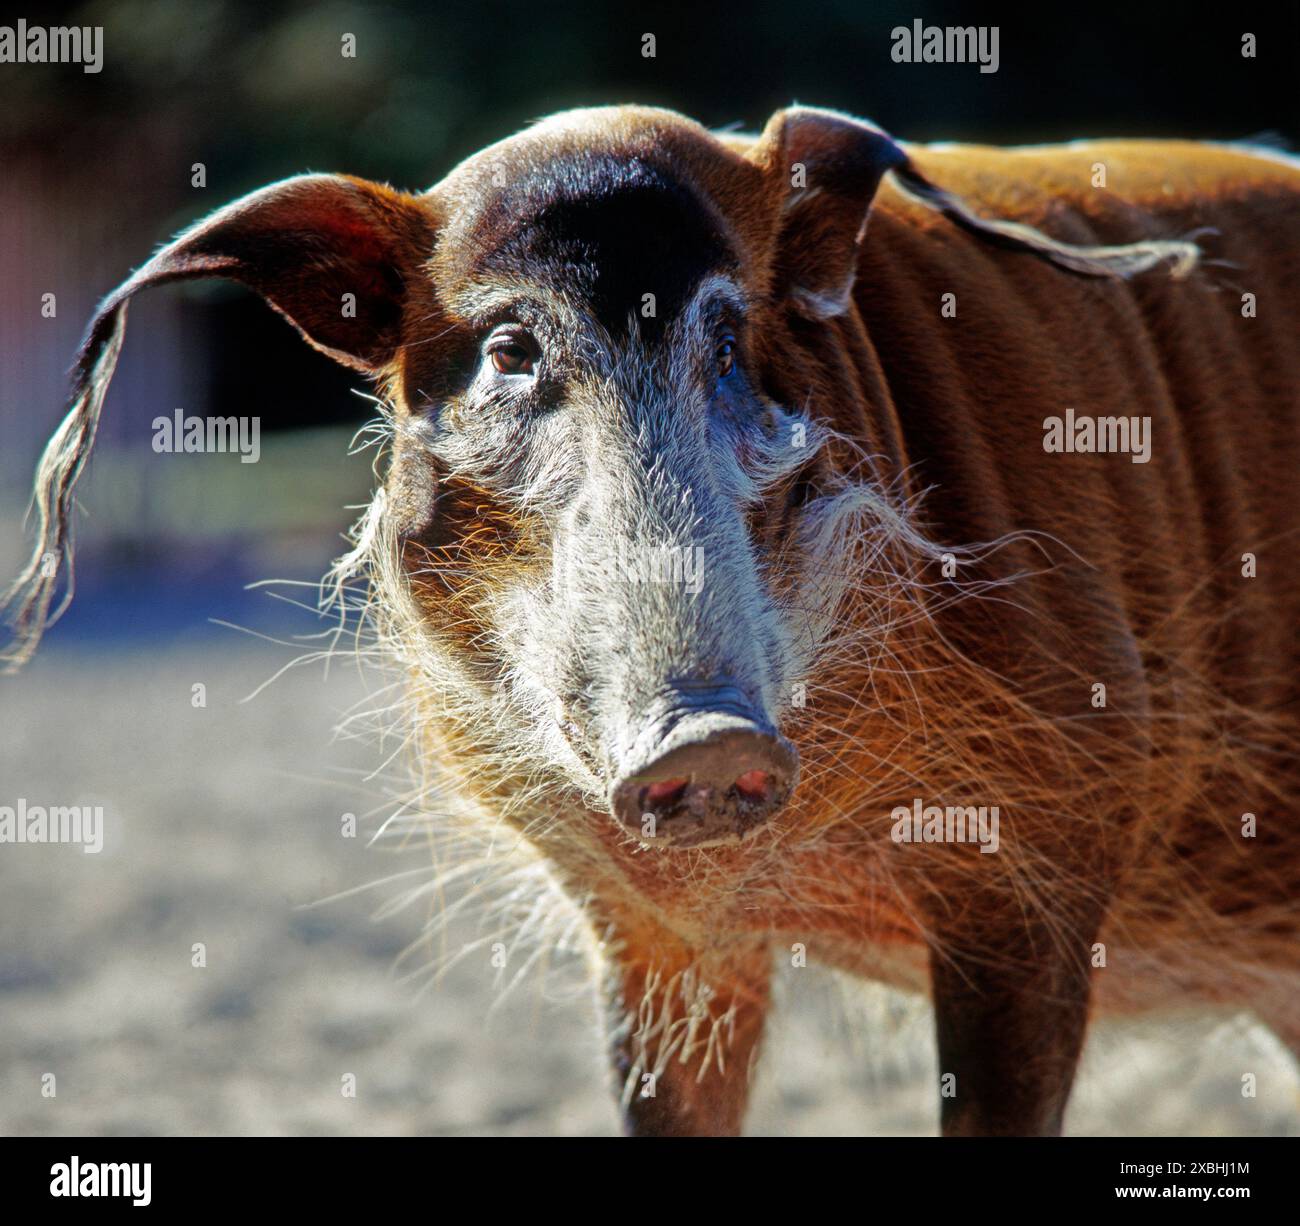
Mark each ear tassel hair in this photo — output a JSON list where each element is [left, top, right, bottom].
[[888, 160, 1204, 280], [2, 171, 422, 670], [2, 299, 129, 671]]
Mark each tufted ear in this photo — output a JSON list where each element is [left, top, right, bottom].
[[84, 173, 434, 373], [749, 106, 909, 319], [3, 173, 435, 669], [749, 105, 1202, 320]]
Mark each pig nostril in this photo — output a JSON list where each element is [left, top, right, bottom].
[[609, 719, 799, 847], [643, 777, 689, 808], [733, 769, 771, 801]]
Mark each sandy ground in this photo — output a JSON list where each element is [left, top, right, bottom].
[[2, 645, 1297, 1137]]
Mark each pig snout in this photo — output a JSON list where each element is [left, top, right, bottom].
[[607, 682, 798, 848]]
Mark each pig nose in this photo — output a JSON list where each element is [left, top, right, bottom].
[[609, 690, 798, 848]]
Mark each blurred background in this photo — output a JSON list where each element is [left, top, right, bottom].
[[1, 0, 1297, 1135]]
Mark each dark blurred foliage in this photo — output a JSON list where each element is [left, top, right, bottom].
[[9, 1, 1298, 167]]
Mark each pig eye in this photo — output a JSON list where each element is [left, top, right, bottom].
[[716, 334, 736, 379], [487, 332, 536, 376]]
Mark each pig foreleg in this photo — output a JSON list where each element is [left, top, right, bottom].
[[599, 932, 771, 1136], [928, 920, 1099, 1136]]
